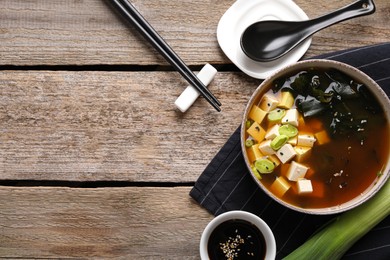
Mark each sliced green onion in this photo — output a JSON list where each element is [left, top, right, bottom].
[[268, 108, 286, 123], [279, 124, 298, 138], [255, 159, 275, 174], [271, 135, 289, 150], [245, 139, 255, 147], [251, 166, 262, 180], [245, 120, 252, 129]]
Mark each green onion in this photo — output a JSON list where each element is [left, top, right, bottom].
[[245, 139, 255, 147], [283, 179, 390, 260]]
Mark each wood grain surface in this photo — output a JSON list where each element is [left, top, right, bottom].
[[0, 186, 210, 259], [1, 0, 389, 258], [0, 70, 258, 182], [0, 0, 388, 66]]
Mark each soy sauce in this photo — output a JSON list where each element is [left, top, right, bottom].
[[207, 219, 266, 260]]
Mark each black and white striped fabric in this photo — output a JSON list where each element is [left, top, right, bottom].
[[190, 42, 390, 259]]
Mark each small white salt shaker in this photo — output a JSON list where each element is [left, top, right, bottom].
[[174, 63, 217, 112]]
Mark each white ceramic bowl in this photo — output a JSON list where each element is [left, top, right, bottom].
[[241, 59, 390, 215], [200, 210, 276, 260]]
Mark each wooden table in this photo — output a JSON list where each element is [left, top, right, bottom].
[[1, 0, 389, 258]]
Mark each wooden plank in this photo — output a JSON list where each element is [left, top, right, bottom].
[[0, 0, 388, 66], [0, 70, 259, 182], [0, 186, 212, 259]]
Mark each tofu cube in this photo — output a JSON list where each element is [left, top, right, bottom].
[[298, 114, 307, 128], [259, 140, 275, 155], [259, 94, 279, 112], [267, 154, 281, 168], [265, 124, 280, 140], [247, 122, 266, 142], [280, 163, 291, 177], [286, 161, 309, 181], [297, 134, 316, 147], [315, 130, 331, 145], [279, 91, 294, 109], [294, 146, 312, 162], [248, 105, 267, 124], [247, 144, 263, 163], [296, 178, 313, 194], [276, 143, 296, 163], [308, 118, 324, 132], [287, 136, 298, 146], [270, 176, 291, 197], [281, 108, 299, 127]]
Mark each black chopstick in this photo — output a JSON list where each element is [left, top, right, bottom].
[[111, 0, 221, 111], [116, 0, 222, 109]]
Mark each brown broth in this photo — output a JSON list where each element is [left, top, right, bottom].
[[245, 68, 389, 209]]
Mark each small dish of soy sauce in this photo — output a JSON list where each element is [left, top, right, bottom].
[[200, 210, 276, 260]]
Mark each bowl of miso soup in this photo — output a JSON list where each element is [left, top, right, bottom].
[[241, 59, 390, 214]]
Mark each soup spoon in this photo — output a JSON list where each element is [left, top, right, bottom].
[[240, 0, 375, 62]]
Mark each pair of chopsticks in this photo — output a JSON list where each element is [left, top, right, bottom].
[[111, 0, 222, 111]]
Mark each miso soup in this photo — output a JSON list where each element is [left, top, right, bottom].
[[244, 68, 389, 209]]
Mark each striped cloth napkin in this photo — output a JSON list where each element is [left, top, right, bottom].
[[190, 42, 390, 259]]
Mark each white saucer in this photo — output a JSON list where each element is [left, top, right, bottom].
[[217, 0, 311, 79]]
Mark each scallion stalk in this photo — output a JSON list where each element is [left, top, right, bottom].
[[283, 179, 390, 260]]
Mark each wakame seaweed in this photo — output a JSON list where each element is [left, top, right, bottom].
[[272, 68, 384, 137]]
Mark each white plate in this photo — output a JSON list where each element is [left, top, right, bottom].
[[217, 0, 311, 79]]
